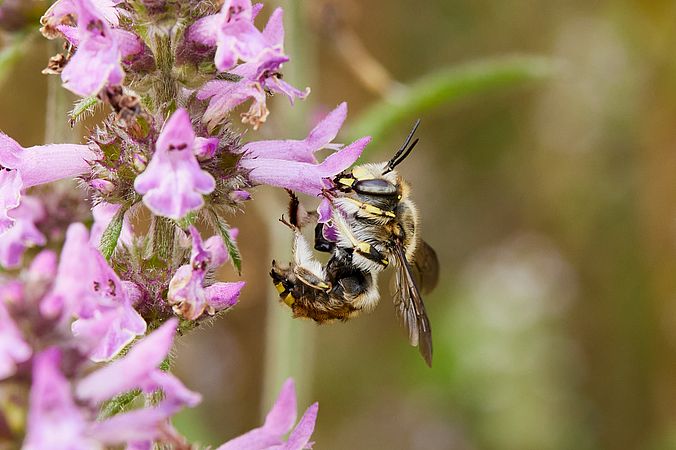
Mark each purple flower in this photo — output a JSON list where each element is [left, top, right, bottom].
[[197, 11, 309, 130], [23, 321, 201, 450], [194, 136, 220, 161], [59, 0, 141, 96], [134, 109, 216, 220], [0, 195, 46, 269], [41, 0, 122, 33], [168, 226, 244, 320], [0, 132, 98, 234], [0, 296, 31, 380], [23, 349, 92, 450], [43, 223, 146, 361], [240, 103, 347, 163], [217, 378, 318, 450], [239, 110, 371, 196], [189, 1, 280, 72], [198, 52, 310, 130]]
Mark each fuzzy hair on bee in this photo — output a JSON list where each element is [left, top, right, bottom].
[[270, 120, 439, 367]]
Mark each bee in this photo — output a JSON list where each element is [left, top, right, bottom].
[[270, 121, 439, 366]]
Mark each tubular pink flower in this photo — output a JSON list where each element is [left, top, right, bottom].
[[0, 132, 98, 233], [217, 378, 318, 450], [60, 0, 134, 96], [134, 109, 216, 220], [41, 0, 122, 32], [76, 320, 189, 403], [23, 349, 93, 450], [24, 323, 200, 449], [189, 1, 283, 72], [197, 11, 310, 130], [43, 223, 146, 361], [168, 226, 243, 320], [240, 103, 347, 163], [0, 195, 46, 269], [240, 136, 370, 196], [0, 297, 31, 380]]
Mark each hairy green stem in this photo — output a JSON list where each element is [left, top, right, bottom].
[[153, 31, 178, 116], [148, 215, 176, 263]]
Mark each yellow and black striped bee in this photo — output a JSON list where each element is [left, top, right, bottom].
[[271, 121, 439, 366]]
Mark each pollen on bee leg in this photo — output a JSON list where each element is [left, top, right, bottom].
[[275, 282, 286, 294], [283, 293, 295, 306]]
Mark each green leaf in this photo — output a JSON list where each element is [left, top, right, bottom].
[[175, 211, 197, 229], [69, 95, 101, 124], [208, 210, 242, 274], [99, 205, 128, 260], [98, 389, 142, 419], [347, 55, 561, 148]]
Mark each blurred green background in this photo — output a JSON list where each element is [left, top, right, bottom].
[[6, 0, 676, 449]]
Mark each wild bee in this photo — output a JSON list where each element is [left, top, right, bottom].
[[270, 121, 439, 366]]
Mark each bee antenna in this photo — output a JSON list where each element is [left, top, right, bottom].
[[383, 119, 421, 175]]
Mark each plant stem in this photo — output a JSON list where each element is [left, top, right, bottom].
[[260, 0, 317, 413], [153, 31, 178, 117], [149, 215, 176, 263]]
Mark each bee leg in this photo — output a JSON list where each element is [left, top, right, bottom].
[[271, 262, 350, 322], [285, 189, 317, 229], [332, 214, 389, 268], [351, 241, 389, 268], [279, 214, 297, 230], [270, 262, 298, 307], [343, 197, 396, 219]]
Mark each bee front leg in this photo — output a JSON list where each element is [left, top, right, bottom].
[[332, 214, 390, 271]]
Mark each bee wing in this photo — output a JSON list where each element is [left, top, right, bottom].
[[392, 244, 433, 367], [412, 240, 439, 295]]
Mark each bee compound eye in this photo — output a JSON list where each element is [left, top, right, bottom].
[[353, 179, 397, 196]]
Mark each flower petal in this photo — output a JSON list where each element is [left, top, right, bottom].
[[76, 319, 177, 404], [0, 195, 46, 269], [264, 378, 297, 435], [205, 281, 245, 312], [0, 298, 31, 380], [0, 169, 22, 234], [282, 403, 318, 450], [134, 109, 215, 219], [16, 143, 98, 188], [23, 349, 92, 450], [241, 137, 370, 196]]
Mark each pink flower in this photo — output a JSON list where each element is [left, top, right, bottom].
[[189, 0, 279, 71], [217, 378, 318, 450], [43, 223, 146, 361], [240, 103, 347, 163], [59, 0, 141, 96], [197, 11, 309, 130], [0, 195, 46, 269], [0, 296, 31, 380], [23, 321, 201, 450], [134, 109, 216, 220], [168, 226, 244, 320], [0, 132, 98, 234], [23, 349, 94, 450], [237, 105, 370, 196], [41, 0, 122, 32]]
